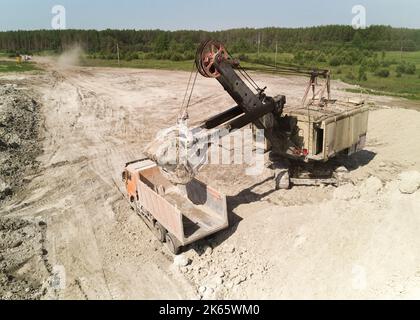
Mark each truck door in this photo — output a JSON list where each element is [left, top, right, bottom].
[[123, 170, 137, 202]]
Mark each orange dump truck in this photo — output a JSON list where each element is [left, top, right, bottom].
[[122, 159, 229, 254]]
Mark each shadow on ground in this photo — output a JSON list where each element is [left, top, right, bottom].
[[335, 150, 377, 171], [200, 150, 377, 251], [201, 177, 277, 251]]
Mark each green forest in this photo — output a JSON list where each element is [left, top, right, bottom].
[[1, 25, 420, 99], [1, 25, 420, 57]]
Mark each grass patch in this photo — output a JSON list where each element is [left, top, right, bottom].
[[0, 60, 39, 73], [243, 51, 420, 101], [345, 87, 420, 100], [343, 73, 420, 100]]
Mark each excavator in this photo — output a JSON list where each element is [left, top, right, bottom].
[[123, 40, 370, 253], [146, 40, 370, 189]]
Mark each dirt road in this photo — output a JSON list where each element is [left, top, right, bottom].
[[1, 59, 420, 299]]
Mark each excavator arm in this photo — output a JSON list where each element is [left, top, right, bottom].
[[146, 41, 297, 185], [195, 40, 297, 157]]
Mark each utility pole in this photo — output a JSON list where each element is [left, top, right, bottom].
[[257, 33, 261, 57], [116, 43, 120, 66], [400, 40, 403, 62], [275, 41, 278, 69]]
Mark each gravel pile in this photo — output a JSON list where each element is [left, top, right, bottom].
[[0, 84, 41, 200]]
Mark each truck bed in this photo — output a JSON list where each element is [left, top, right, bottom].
[[133, 163, 228, 245], [163, 191, 225, 240]]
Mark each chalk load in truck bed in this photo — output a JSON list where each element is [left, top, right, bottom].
[[123, 159, 228, 252]]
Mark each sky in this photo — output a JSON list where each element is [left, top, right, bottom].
[[0, 0, 419, 31]]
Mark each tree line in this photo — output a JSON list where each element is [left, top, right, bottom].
[[0, 25, 419, 59]]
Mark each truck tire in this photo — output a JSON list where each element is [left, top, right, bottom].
[[165, 233, 181, 255], [153, 222, 166, 243], [275, 169, 290, 190]]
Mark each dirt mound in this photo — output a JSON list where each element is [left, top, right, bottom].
[[0, 84, 41, 200], [0, 217, 52, 300], [0, 84, 49, 300]]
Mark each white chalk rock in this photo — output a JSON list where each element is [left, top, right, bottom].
[[210, 276, 223, 286], [333, 183, 360, 201], [173, 254, 191, 267], [335, 166, 349, 174], [202, 287, 216, 300], [360, 176, 383, 197], [399, 171, 420, 195], [203, 245, 213, 256]]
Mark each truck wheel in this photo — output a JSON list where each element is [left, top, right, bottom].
[[153, 222, 166, 243], [165, 233, 181, 255], [275, 170, 290, 190]]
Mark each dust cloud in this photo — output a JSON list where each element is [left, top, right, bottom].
[[57, 45, 84, 68]]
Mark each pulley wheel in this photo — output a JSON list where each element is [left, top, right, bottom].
[[195, 40, 228, 78]]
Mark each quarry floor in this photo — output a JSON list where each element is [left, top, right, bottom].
[[1, 57, 420, 299]]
